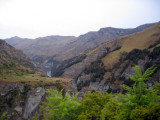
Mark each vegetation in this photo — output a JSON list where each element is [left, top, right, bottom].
[[0, 72, 71, 87], [39, 65, 160, 120], [149, 46, 160, 59], [41, 89, 82, 120], [78, 91, 110, 120], [125, 49, 149, 64], [0, 112, 7, 120]]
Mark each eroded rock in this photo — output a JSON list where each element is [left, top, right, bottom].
[[23, 87, 45, 119]]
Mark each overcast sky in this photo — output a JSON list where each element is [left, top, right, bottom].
[[0, 0, 160, 39]]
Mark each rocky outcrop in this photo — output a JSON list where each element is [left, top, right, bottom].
[[0, 82, 30, 120], [23, 87, 45, 119], [75, 50, 160, 93], [0, 82, 46, 120]]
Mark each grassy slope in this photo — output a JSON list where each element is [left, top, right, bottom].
[[0, 72, 72, 89], [101, 22, 160, 68]]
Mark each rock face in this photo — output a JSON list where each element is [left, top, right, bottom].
[[23, 87, 45, 119], [0, 82, 29, 120], [75, 56, 159, 93], [62, 49, 106, 79], [0, 82, 46, 120]]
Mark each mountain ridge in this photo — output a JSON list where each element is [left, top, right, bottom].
[[5, 22, 156, 73]]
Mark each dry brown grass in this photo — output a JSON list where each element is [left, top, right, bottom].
[[0, 72, 72, 87], [101, 22, 160, 68]]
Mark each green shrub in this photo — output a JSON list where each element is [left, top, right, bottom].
[[130, 103, 160, 120], [101, 94, 124, 120], [78, 91, 110, 120], [41, 89, 82, 120], [101, 65, 159, 120], [125, 49, 149, 64], [0, 112, 8, 120], [149, 46, 160, 59]]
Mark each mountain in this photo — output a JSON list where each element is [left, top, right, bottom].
[[5, 23, 156, 73], [56, 22, 160, 92], [5, 35, 76, 58]]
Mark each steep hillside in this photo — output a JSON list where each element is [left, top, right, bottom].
[[59, 22, 160, 92], [0, 39, 36, 76], [102, 22, 160, 68]]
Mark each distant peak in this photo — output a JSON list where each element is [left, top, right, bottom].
[[12, 36, 21, 39]]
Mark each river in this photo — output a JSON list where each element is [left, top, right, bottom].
[[46, 71, 51, 77]]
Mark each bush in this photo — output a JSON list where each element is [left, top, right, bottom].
[[149, 46, 160, 59], [101, 65, 159, 120], [41, 65, 160, 120], [125, 49, 149, 64], [0, 112, 8, 120], [78, 91, 110, 120], [41, 89, 82, 120]]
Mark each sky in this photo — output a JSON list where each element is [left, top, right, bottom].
[[0, 0, 160, 39]]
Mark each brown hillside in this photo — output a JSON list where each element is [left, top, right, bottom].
[[102, 22, 160, 68]]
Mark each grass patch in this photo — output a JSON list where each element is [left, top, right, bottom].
[[0, 72, 72, 87]]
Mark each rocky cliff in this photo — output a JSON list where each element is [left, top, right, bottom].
[[0, 80, 72, 120]]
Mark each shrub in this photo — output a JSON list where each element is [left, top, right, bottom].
[[41, 89, 82, 120], [78, 91, 110, 120], [125, 49, 149, 64], [0, 112, 8, 120], [101, 65, 159, 120], [149, 46, 160, 59]]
